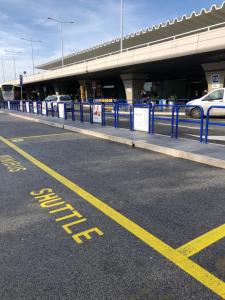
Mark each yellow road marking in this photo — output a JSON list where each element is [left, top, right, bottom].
[[10, 132, 74, 141], [0, 134, 225, 299], [177, 224, 225, 257]]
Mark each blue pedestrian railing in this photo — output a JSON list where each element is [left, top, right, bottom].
[[205, 106, 225, 143], [116, 103, 133, 130], [102, 102, 117, 127], [175, 105, 204, 142], [72, 102, 84, 122], [151, 104, 175, 137]]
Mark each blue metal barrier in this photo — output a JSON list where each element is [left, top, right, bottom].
[[205, 106, 225, 143], [102, 102, 117, 127], [175, 105, 204, 142], [151, 104, 175, 137], [116, 103, 132, 130]]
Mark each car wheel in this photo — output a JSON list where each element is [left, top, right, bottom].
[[190, 107, 201, 119]]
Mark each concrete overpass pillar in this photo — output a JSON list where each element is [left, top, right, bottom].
[[120, 74, 149, 104], [202, 62, 225, 92]]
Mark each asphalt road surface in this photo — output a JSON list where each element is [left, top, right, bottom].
[[1, 113, 225, 300]]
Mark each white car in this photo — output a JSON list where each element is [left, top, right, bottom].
[[186, 88, 225, 118], [44, 95, 73, 111]]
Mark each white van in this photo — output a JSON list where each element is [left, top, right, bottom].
[[44, 95, 73, 111], [186, 88, 225, 118]]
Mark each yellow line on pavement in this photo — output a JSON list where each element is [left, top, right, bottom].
[[177, 224, 225, 257], [10, 132, 74, 141], [0, 134, 225, 299]]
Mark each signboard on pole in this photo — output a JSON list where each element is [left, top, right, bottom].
[[33, 102, 38, 114], [92, 104, 102, 124], [42, 102, 47, 115], [211, 74, 220, 89], [19, 75, 23, 86], [20, 101, 23, 111], [25, 102, 30, 113], [133, 107, 149, 132], [58, 103, 65, 119]]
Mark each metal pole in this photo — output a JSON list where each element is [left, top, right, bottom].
[[12, 51, 16, 80], [31, 41, 35, 74], [120, 0, 123, 52], [60, 23, 64, 67], [1, 56, 5, 82]]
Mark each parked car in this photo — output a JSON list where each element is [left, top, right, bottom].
[[44, 95, 73, 111], [185, 88, 225, 118]]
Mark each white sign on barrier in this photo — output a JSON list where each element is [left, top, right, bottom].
[[25, 102, 30, 113], [7, 101, 11, 110], [33, 102, 38, 114], [58, 103, 65, 118], [42, 102, 47, 115], [133, 107, 149, 132], [20, 101, 23, 111], [93, 104, 102, 124]]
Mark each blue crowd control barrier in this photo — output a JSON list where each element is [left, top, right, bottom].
[[116, 103, 132, 130], [151, 104, 175, 137], [132, 104, 151, 133], [102, 102, 117, 127], [45, 102, 55, 117], [72, 102, 84, 122], [175, 105, 204, 142], [205, 106, 225, 143]]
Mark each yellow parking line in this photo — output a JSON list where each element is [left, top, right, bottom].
[[10, 132, 74, 141], [177, 224, 225, 258], [0, 134, 225, 299]]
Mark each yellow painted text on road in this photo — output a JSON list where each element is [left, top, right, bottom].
[[30, 188, 104, 245], [0, 155, 26, 173]]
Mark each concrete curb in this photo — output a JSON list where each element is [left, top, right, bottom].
[[3, 110, 225, 170]]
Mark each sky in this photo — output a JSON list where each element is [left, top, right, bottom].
[[0, 0, 224, 82]]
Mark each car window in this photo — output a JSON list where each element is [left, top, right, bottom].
[[202, 89, 224, 102], [60, 96, 72, 101], [45, 96, 58, 101]]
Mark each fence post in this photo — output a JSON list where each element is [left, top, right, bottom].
[[71, 102, 75, 121], [102, 103, 105, 126], [80, 103, 84, 122]]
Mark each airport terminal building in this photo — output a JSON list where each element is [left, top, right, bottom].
[[2, 2, 225, 102]]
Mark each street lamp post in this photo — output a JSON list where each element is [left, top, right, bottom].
[[4, 49, 22, 80], [47, 17, 74, 68], [1, 56, 5, 82], [21, 37, 42, 75], [120, 0, 124, 52]]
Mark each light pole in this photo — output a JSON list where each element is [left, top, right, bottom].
[[21, 37, 42, 74], [4, 49, 22, 80], [1, 56, 5, 82], [120, 0, 124, 52], [47, 17, 74, 68]]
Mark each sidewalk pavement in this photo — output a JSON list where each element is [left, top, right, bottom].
[[1, 109, 225, 170]]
